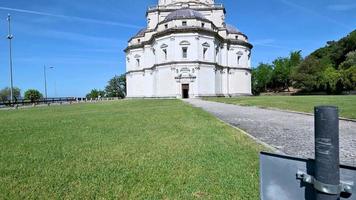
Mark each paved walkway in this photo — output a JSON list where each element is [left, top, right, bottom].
[[185, 99, 356, 167]]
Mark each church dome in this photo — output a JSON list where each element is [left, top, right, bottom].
[[163, 9, 207, 22], [226, 24, 241, 34]]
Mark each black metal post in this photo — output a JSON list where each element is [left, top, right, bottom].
[[314, 106, 340, 200]]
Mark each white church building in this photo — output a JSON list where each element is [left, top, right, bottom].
[[125, 0, 253, 98]]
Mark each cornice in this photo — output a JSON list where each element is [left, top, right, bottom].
[[126, 60, 252, 74], [124, 27, 253, 52]]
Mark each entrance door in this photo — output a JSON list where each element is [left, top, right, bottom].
[[182, 84, 189, 99]]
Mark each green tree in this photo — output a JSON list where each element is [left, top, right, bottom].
[[86, 89, 105, 99], [105, 75, 126, 98], [0, 87, 21, 102], [292, 56, 326, 92], [272, 58, 291, 91], [321, 67, 342, 94], [339, 66, 356, 91], [312, 30, 356, 68], [24, 89, 43, 103], [289, 51, 303, 68], [349, 66, 356, 89], [340, 51, 356, 69], [271, 51, 302, 92], [252, 63, 273, 95]]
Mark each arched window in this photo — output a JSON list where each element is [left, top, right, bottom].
[[237, 51, 243, 65], [202, 42, 210, 60], [182, 47, 188, 58], [180, 41, 190, 59], [134, 55, 141, 67], [161, 44, 168, 60]]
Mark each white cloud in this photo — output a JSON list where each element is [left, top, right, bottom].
[[275, 0, 353, 30], [0, 6, 141, 29], [251, 39, 287, 49], [327, 4, 356, 11]]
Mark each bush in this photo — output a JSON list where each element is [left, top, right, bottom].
[[0, 87, 21, 102], [24, 89, 43, 103]]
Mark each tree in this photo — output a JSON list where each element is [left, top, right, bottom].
[[271, 51, 303, 92], [86, 89, 105, 99], [105, 75, 126, 98], [24, 89, 43, 103], [339, 66, 356, 91], [312, 30, 356, 68], [252, 63, 273, 95], [0, 87, 21, 102], [271, 57, 291, 91], [321, 66, 342, 94], [292, 56, 326, 92], [340, 51, 356, 69]]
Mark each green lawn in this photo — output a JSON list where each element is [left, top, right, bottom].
[[0, 100, 264, 199], [204, 96, 356, 119]]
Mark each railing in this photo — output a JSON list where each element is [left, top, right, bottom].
[[0, 97, 77, 107], [0, 97, 122, 108]]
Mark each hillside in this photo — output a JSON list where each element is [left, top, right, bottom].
[[311, 30, 356, 69], [252, 30, 356, 95]]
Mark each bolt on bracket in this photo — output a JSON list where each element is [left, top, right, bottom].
[[297, 170, 353, 195]]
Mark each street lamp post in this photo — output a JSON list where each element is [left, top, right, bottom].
[[44, 66, 54, 99], [7, 14, 14, 102]]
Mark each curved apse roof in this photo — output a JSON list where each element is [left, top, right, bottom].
[[226, 24, 242, 34], [163, 8, 208, 22], [133, 28, 147, 38]]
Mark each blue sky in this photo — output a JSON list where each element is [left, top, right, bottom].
[[0, 0, 355, 97]]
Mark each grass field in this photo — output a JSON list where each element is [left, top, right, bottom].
[[204, 95, 356, 119], [0, 100, 264, 199]]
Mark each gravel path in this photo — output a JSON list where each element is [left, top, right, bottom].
[[185, 99, 356, 167]]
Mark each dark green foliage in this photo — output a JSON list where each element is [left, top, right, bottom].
[[252, 63, 273, 95], [86, 74, 127, 99], [340, 51, 356, 69], [292, 56, 326, 92], [252, 51, 302, 95], [0, 87, 21, 102], [24, 89, 43, 102], [252, 30, 356, 95], [312, 30, 356, 68], [272, 57, 292, 91], [86, 89, 105, 99], [294, 30, 356, 93], [105, 75, 126, 98]]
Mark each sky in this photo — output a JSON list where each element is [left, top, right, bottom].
[[0, 0, 355, 97]]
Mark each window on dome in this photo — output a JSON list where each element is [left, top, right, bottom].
[[182, 21, 187, 26], [201, 23, 205, 28], [182, 47, 188, 58], [163, 49, 167, 60], [237, 55, 241, 65], [235, 36, 238, 40], [203, 48, 208, 60], [136, 59, 140, 67], [138, 39, 141, 43], [165, 24, 168, 29]]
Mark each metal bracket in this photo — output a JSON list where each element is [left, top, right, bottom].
[[297, 170, 353, 195]]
